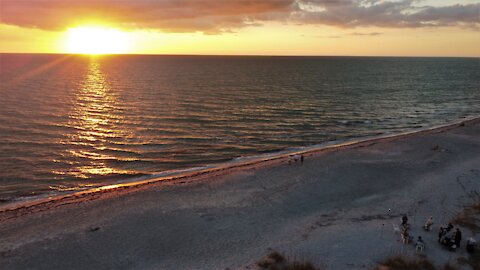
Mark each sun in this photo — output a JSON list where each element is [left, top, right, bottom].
[[67, 27, 129, 55]]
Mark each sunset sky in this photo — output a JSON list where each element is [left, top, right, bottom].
[[0, 0, 479, 56]]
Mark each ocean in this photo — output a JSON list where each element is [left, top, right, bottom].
[[0, 54, 479, 201]]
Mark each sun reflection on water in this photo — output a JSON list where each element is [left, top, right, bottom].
[[54, 59, 132, 181]]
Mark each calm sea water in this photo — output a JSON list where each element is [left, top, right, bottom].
[[0, 54, 479, 200]]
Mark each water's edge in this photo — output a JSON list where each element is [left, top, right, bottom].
[[1, 115, 479, 214]]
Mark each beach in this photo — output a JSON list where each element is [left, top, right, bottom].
[[0, 118, 479, 269]]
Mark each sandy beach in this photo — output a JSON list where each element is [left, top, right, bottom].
[[0, 118, 479, 269]]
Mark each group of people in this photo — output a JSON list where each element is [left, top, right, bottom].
[[399, 215, 425, 252], [288, 154, 304, 164], [397, 215, 476, 254], [438, 223, 462, 251]]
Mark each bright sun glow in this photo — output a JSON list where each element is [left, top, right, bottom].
[[67, 27, 129, 54]]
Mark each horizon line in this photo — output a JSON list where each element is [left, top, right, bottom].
[[1, 52, 479, 58]]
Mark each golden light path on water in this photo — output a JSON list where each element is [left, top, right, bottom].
[[52, 58, 132, 186], [0, 55, 479, 197]]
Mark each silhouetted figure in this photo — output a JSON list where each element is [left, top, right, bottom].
[[401, 215, 408, 225], [300, 155, 304, 163], [454, 228, 462, 247]]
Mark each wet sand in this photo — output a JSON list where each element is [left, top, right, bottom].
[[0, 118, 479, 269]]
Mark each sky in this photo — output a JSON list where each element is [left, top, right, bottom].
[[0, 0, 479, 56]]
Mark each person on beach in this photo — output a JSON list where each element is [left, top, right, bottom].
[[423, 216, 433, 231], [400, 215, 410, 232], [415, 236, 425, 252], [401, 228, 410, 244], [454, 228, 462, 247], [440, 235, 453, 249], [466, 237, 476, 253], [438, 227, 446, 242], [439, 226, 458, 250], [288, 154, 302, 164], [439, 222, 454, 242]]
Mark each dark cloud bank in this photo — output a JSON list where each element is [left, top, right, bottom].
[[0, 0, 478, 33]]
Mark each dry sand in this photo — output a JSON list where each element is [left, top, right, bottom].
[[0, 118, 479, 270]]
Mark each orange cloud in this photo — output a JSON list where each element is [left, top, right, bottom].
[[0, 0, 292, 33], [0, 0, 478, 33]]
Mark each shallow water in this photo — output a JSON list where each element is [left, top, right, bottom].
[[0, 54, 479, 199]]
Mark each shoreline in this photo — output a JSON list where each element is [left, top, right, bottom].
[[1, 115, 479, 218]]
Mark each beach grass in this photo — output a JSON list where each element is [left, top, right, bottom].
[[372, 255, 436, 270], [371, 255, 461, 270], [256, 251, 324, 270], [457, 252, 480, 269]]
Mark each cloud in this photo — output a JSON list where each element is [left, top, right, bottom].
[[316, 35, 343, 38], [0, 0, 478, 33], [292, 0, 480, 29], [350, 32, 382, 36], [0, 0, 293, 32]]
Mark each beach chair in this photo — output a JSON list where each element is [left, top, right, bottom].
[[415, 242, 425, 253]]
